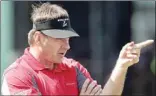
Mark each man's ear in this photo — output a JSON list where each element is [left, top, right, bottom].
[[33, 31, 42, 45], [34, 31, 47, 46]]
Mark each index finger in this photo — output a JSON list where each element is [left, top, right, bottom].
[[135, 40, 154, 49]]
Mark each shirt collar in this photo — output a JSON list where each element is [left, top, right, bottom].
[[23, 47, 67, 72], [53, 63, 68, 73]]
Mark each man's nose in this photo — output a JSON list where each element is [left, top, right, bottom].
[[63, 38, 70, 50], [64, 43, 70, 50]]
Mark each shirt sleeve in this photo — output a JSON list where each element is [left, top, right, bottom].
[[73, 60, 95, 91], [1, 77, 11, 95], [2, 70, 41, 95], [75, 61, 93, 80]]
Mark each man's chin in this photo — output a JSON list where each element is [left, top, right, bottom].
[[54, 58, 63, 64]]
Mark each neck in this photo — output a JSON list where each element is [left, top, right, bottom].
[[29, 46, 54, 70]]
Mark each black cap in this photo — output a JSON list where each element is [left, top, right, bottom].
[[33, 16, 79, 38]]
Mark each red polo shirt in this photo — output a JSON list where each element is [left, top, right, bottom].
[[3, 48, 93, 95]]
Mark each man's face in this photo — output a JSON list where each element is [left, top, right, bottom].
[[39, 34, 70, 64]]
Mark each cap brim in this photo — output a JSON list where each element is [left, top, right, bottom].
[[41, 29, 79, 38]]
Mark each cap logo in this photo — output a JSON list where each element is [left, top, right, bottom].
[[58, 18, 69, 27]]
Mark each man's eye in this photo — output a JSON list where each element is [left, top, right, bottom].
[[56, 38, 63, 41]]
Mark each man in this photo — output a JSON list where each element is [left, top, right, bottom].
[[1, 2, 154, 95]]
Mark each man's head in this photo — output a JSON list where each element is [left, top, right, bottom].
[[28, 3, 79, 63]]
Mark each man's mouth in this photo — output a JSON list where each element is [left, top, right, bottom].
[[58, 52, 65, 56], [59, 53, 64, 55]]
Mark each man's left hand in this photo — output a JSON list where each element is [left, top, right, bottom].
[[116, 40, 154, 68]]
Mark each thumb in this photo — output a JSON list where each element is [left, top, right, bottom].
[[119, 41, 134, 58]]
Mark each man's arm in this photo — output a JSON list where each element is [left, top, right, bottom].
[[2, 70, 41, 95], [100, 40, 154, 95], [1, 77, 11, 95], [73, 40, 154, 95], [101, 66, 128, 95]]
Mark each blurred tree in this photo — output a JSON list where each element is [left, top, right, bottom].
[[150, 57, 155, 75]]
